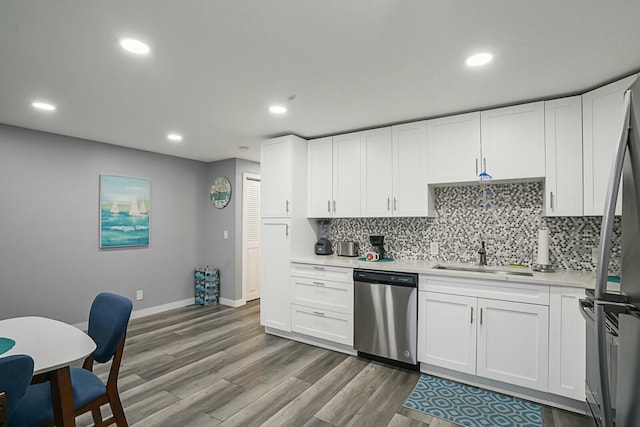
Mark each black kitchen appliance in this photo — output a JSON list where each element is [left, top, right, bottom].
[[315, 238, 333, 255], [315, 220, 333, 255], [369, 235, 385, 259]]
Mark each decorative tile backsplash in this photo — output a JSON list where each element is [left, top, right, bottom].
[[327, 182, 621, 274]]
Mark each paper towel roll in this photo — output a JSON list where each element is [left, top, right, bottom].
[[537, 229, 550, 266]]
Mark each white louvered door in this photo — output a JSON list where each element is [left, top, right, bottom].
[[243, 173, 261, 302]]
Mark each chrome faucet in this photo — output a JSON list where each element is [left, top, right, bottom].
[[478, 241, 487, 266]]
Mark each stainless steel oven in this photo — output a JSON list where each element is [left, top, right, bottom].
[[580, 292, 619, 427]]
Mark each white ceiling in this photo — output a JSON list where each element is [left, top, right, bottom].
[[1, 1, 639, 163]]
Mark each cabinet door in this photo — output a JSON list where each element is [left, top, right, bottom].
[[480, 101, 545, 180], [333, 132, 362, 217], [393, 121, 427, 217], [545, 96, 583, 216], [291, 277, 353, 315], [426, 112, 481, 183], [476, 299, 549, 391], [548, 287, 586, 400], [291, 304, 353, 346], [261, 138, 292, 218], [307, 137, 334, 218], [583, 74, 637, 216], [361, 127, 393, 217], [260, 220, 291, 331], [418, 291, 477, 375]]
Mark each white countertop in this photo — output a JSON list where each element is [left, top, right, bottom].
[[290, 255, 606, 290]]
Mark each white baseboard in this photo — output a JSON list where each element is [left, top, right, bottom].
[[219, 297, 246, 308], [73, 297, 194, 330]]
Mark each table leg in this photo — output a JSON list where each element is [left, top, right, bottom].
[[49, 366, 76, 426]]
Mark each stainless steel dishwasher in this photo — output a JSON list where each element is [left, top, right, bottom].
[[353, 269, 418, 369]]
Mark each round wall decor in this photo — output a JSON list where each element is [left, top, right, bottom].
[[210, 176, 232, 208]]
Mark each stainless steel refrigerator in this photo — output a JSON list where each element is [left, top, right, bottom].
[[580, 76, 640, 427]]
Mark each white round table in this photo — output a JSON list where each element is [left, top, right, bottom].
[[0, 316, 96, 426]]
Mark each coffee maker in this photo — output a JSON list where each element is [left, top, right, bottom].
[[369, 235, 386, 260]]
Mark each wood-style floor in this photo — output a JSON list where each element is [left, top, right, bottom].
[[81, 300, 593, 427]]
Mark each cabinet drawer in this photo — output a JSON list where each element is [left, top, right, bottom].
[[291, 304, 353, 346], [420, 274, 549, 305], [291, 263, 352, 283], [291, 277, 353, 314]]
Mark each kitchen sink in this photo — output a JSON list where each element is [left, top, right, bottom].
[[433, 264, 534, 277]]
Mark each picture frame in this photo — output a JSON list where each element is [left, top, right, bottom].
[[99, 175, 150, 248]]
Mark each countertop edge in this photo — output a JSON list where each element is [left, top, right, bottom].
[[290, 255, 598, 290]]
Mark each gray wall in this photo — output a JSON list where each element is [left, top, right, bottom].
[[205, 158, 259, 301], [0, 124, 209, 323]]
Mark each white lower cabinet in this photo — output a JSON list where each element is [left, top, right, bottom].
[[476, 299, 549, 391], [260, 221, 293, 331], [548, 286, 586, 400], [291, 304, 353, 346], [290, 263, 354, 347], [418, 292, 477, 375], [418, 275, 550, 393]]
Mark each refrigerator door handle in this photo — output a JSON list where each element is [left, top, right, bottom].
[[594, 88, 633, 427], [579, 299, 595, 323]]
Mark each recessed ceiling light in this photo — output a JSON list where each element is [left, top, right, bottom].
[[167, 133, 183, 142], [32, 101, 56, 111], [269, 105, 287, 114], [120, 38, 151, 55], [465, 52, 493, 67]]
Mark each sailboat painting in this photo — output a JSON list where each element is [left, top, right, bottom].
[[99, 175, 150, 248]]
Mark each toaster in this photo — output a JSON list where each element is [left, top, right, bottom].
[[337, 241, 358, 257]]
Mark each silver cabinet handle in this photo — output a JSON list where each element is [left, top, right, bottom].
[[312, 266, 325, 270], [312, 311, 326, 317], [480, 308, 483, 326], [550, 192, 554, 210], [312, 281, 325, 286], [286, 199, 290, 213], [483, 158, 487, 173], [394, 198, 397, 211], [285, 224, 289, 237], [470, 306, 474, 324], [333, 200, 336, 213], [475, 158, 478, 175], [327, 200, 331, 213], [387, 197, 391, 211]]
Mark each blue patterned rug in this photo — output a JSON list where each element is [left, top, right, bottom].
[[404, 375, 542, 427]]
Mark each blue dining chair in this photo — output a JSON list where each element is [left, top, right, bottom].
[[12, 292, 133, 426], [0, 354, 34, 426]]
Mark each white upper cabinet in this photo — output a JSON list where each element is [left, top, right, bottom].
[[544, 96, 583, 216], [392, 121, 428, 216], [307, 137, 334, 217], [261, 135, 307, 218], [360, 125, 427, 217], [426, 103, 544, 185], [333, 132, 362, 217], [261, 137, 292, 218], [583, 74, 637, 216], [480, 101, 545, 180], [307, 134, 362, 218], [361, 127, 393, 217], [426, 112, 481, 183]]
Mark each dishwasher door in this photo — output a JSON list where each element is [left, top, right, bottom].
[[354, 280, 417, 365]]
